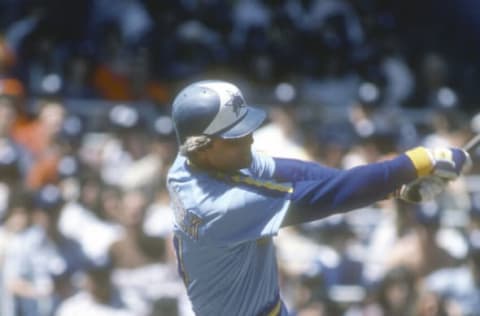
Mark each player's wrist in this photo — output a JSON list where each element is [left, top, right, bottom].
[[405, 146, 434, 177]]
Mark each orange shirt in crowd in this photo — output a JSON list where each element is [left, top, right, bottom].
[[93, 64, 170, 104]]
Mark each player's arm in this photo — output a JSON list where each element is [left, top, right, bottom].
[[281, 147, 469, 226], [273, 157, 340, 182]]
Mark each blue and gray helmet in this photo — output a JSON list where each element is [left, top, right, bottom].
[[171, 80, 266, 144]]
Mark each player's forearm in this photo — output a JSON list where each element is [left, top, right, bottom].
[[282, 154, 416, 226]]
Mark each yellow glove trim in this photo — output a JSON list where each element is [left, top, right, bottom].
[[405, 147, 434, 177]]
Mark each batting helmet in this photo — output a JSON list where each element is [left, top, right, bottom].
[[171, 80, 266, 144]]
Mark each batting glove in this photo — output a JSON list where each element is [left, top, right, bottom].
[[405, 146, 472, 180], [398, 176, 447, 203], [399, 146, 472, 203]]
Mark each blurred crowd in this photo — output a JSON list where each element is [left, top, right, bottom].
[[0, 0, 480, 315]]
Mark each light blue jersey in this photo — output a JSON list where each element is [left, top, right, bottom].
[[167, 152, 292, 316]]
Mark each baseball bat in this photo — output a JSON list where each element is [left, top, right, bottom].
[[463, 133, 480, 154], [403, 133, 480, 202]]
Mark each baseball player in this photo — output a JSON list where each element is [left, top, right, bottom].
[[166, 80, 470, 316]]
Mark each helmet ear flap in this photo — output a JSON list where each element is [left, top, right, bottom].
[[172, 84, 221, 144]]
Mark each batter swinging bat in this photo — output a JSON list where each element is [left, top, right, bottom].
[[403, 133, 480, 203]]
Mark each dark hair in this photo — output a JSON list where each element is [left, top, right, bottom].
[[1, 190, 34, 222], [8, 190, 34, 210], [377, 266, 416, 313]]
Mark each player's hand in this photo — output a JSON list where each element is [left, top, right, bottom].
[[405, 146, 472, 180], [400, 147, 471, 203], [398, 176, 447, 203], [429, 147, 472, 179]]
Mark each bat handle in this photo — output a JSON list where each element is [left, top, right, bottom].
[[463, 134, 480, 153]]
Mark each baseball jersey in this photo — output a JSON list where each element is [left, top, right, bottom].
[[167, 150, 419, 315], [167, 152, 291, 316]]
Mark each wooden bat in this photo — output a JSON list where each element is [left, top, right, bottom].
[[463, 133, 480, 154]]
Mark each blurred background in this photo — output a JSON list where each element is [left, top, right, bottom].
[[0, 0, 480, 315]]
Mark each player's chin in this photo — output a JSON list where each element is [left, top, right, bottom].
[[229, 153, 252, 171], [238, 153, 253, 169]]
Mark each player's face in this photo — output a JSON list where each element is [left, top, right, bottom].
[[205, 134, 254, 172]]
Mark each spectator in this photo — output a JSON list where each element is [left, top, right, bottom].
[[55, 262, 139, 316], [0, 78, 30, 138], [409, 52, 454, 109], [0, 190, 33, 316], [0, 36, 16, 75], [425, 232, 480, 315], [109, 189, 188, 316], [0, 96, 29, 190], [385, 202, 460, 278], [13, 98, 67, 189], [3, 185, 91, 316], [364, 199, 417, 284], [14, 98, 65, 157], [373, 266, 417, 316], [59, 169, 122, 265], [92, 46, 170, 103], [253, 103, 312, 160], [62, 55, 98, 99], [90, 0, 152, 48]]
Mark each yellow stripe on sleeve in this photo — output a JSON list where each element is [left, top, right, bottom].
[[405, 146, 434, 177], [229, 174, 293, 193], [212, 171, 293, 194], [267, 300, 281, 316]]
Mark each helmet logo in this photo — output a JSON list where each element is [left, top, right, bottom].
[[225, 90, 245, 117]]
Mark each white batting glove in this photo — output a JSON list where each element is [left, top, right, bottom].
[[428, 148, 472, 180], [398, 176, 447, 203]]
